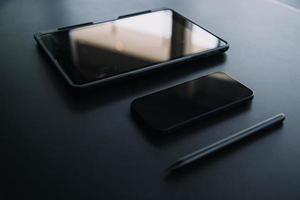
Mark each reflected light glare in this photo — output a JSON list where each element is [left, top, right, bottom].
[[117, 11, 173, 38], [115, 41, 124, 51], [63, 10, 225, 81]]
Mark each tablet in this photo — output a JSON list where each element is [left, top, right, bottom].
[[34, 9, 229, 88]]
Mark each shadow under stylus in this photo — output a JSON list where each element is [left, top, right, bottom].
[[163, 122, 284, 182]]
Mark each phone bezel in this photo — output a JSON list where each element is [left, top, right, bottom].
[[131, 72, 254, 133]]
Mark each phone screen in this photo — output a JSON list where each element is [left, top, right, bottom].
[[38, 9, 227, 84], [131, 72, 253, 132]]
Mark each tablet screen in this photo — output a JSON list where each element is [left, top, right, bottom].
[[39, 10, 226, 84]]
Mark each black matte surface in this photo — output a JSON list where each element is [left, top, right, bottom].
[[1, 0, 300, 199]]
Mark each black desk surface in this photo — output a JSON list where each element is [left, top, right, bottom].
[[1, 0, 300, 199]]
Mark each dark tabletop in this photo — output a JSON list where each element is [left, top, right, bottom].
[[1, 0, 300, 199]]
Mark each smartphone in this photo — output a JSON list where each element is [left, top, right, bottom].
[[131, 72, 253, 133], [34, 8, 229, 88]]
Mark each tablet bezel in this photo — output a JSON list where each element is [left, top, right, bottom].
[[34, 8, 229, 88]]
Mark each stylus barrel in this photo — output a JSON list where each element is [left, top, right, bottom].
[[166, 113, 285, 171]]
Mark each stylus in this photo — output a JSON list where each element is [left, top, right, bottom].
[[166, 113, 286, 172]]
